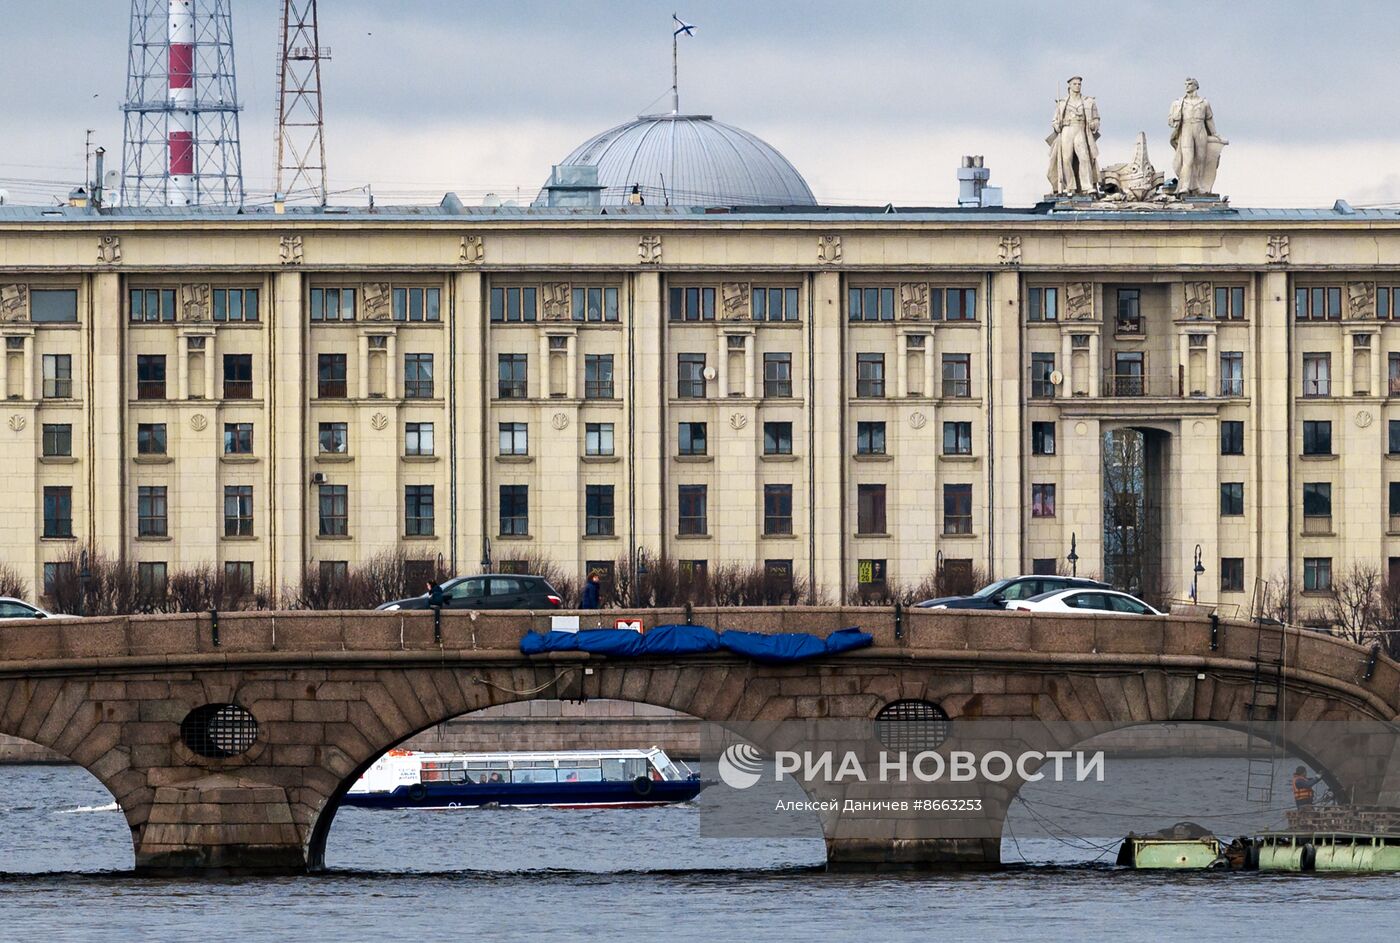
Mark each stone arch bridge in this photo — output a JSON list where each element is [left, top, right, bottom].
[[0, 607, 1397, 873]]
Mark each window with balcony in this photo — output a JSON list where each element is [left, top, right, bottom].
[[763, 353, 792, 398], [857, 484, 886, 535], [1110, 352, 1144, 396], [42, 423, 71, 457], [1303, 482, 1332, 533], [677, 353, 706, 398], [942, 354, 970, 398], [848, 287, 895, 322], [1032, 421, 1056, 456], [1031, 483, 1056, 518], [1115, 289, 1142, 333], [406, 421, 435, 456], [223, 422, 252, 455], [129, 288, 176, 323], [310, 287, 356, 322], [499, 484, 529, 536], [584, 354, 614, 399], [392, 287, 441, 322], [1302, 420, 1332, 456], [404, 353, 434, 398], [42, 486, 72, 538], [497, 353, 528, 399], [136, 355, 165, 400], [764, 484, 793, 535], [490, 286, 538, 323], [137, 485, 167, 537], [213, 287, 259, 322], [318, 422, 347, 454], [752, 286, 800, 322], [856, 421, 886, 455], [1302, 353, 1331, 397], [1030, 353, 1056, 398], [1217, 351, 1243, 397], [1211, 285, 1244, 321], [1221, 420, 1244, 456], [943, 421, 972, 456], [42, 354, 72, 398], [764, 421, 792, 456], [318, 484, 348, 537], [571, 286, 619, 322], [1220, 482, 1244, 516], [223, 485, 253, 537], [943, 483, 973, 535], [677, 484, 707, 535], [222, 353, 252, 399], [1295, 286, 1342, 321], [1028, 287, 1059, 322], [498, 422, 527, 456], [669, 287, 715, 322], [856, 353, 885, 398], [586, 422, 614, 457], [1220, 558, 1244, 592], [678, 422, 708, 456], [317, 354, 347, 398], [585, 484, 614, 536], [1303, 557, 1333, 592]]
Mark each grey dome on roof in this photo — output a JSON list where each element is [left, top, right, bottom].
[[540, 113, 816, 207]]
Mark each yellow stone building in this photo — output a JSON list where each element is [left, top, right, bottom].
[[2, 127, 1399, 610]]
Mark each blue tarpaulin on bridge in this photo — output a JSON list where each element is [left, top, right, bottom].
[[519, 624, 872, 663]]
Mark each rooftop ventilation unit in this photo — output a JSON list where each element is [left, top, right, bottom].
[[957, 155, 1003, 208]]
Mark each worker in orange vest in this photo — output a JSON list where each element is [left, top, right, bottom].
[[1292, 766, 1323, 809]]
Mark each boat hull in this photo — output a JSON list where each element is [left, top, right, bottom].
[[1120, 837, 1222, 869], [344, 778, 711, 810]]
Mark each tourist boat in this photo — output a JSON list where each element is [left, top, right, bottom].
[[343, 747, 711, 810]]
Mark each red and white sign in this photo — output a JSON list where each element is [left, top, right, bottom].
[[615, 619, 644, 633]]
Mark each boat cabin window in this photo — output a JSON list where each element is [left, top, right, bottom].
[[420, 760, 468, 783], [557, 767, 603, 782]]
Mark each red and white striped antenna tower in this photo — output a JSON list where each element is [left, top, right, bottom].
[[121, 0, 244, 207], [276, 0, 330, 205]]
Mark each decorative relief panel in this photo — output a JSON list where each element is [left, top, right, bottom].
[[97, 235, 122, 265], [720, 282, 750, 320], [8, 414, 26, 433], [180, 283, 211, 321], [190, 414, 208, 432], [908, 411, 927, 430], [551, 413, 570, 431], [0, 285, 29, 322], [998, 235, 1022, 266], [1065, 282, 1095, 320], [362, 283, 393, 320], [1347, 282, 1376, 319], [541, 283, 572, 320], [1266, 234, 1290, 265], [729, 413, 748, 430], [1184, 281, 1212, 320], [459, 234, 484, 265], [817, 234, 842, 265], [280, 235, 304, 265], [898, 282, 929, 320], [638, 235, 662, 265], [370, 412, 389, 431]]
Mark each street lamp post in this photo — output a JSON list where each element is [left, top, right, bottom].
[[481, 537, 492, 574], [1191, 543, 1205, 603], [1067, 533, 1079, 578]]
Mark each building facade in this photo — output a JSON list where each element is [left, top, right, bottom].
[[1, 202, 1398, 608]]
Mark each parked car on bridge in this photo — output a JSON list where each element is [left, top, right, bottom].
[[0, 597, 55, 620], [915, 575, 1111, 610], [376, 575, 563, 611], [1006, 588, 1163, 616]]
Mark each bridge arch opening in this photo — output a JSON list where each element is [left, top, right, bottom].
[[1000, 721, 1343, 866], [309, 697, 827, 874], [0, 733, 135, 873]]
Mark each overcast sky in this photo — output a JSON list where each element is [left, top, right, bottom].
[[2, 0, 1399, 207]]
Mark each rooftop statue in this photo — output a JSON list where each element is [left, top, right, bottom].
[[1047, 76, 1100, 196], [1168, 78, 1227, 195]]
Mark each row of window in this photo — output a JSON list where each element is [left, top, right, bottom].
[[1026, 286, 1248, 324]]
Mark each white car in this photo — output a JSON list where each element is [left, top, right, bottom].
[[1006, 588, 1162, 616], [0, 597, 56, 620]]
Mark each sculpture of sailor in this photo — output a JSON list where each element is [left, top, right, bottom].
[[1047, 76, 1101, 196], [1168, 78, 1228, 195]]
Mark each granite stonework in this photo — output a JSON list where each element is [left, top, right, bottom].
[[0, 607, 1393, 874]]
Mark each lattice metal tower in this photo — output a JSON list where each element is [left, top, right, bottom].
[[276, 0, 330, 205], [121, 0, 244, 207]]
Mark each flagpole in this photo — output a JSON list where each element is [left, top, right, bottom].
[[671, 13, 679, 113]]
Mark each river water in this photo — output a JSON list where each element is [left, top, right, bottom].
[[0, 758, 1395, 942]]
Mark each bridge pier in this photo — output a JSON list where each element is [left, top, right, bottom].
[[825, 837, 1000, 871], [136, 775, 307, 875]]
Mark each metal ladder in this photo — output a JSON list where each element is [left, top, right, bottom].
[[1243, 617, 1286, 803]]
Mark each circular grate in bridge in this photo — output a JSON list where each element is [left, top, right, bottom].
[[874, 700, 951, 752], [180, 703, 259, 758]]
